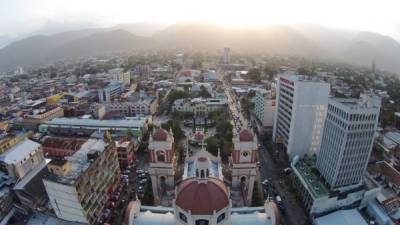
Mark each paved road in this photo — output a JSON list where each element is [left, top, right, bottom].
[[257, 140, 308, 225], [220, 73, 308, 225]]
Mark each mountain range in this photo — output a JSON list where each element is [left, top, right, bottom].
[[0, 22, 399, 73]]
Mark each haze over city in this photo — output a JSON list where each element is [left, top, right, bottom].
[[2, 0, 400, 39], [1, 1, 400, 225]]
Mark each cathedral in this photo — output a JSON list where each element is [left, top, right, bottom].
[[123, 128, 280, 225]]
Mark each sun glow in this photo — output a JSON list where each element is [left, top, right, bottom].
[[1, 0, 400, 38]]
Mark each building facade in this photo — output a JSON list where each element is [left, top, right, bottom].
[[43, 139, 121, 225], [272, 75, 330, 159], [173, 98, 228, 116], [98, 82, 124, 103], [317, 95, 381, 191], [103, 97, 158, 116], [42, 136, 87, 158], [0, 139, 44, 180], [148, 129, 176, 205], [231, 129, 258, 206], [254, 88, 276, 130]]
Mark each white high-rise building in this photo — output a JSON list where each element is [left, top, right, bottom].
[[316, 94, 381, 191], [254, 88, 276, 130], [222, 47, 230, 64], [272, 75, 330, 159]]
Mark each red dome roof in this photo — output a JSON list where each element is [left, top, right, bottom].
[[239, 129, 254, 142], [175, 178, 229, 215], [194, 132, 204, 140], [153, 129, 168, 141]]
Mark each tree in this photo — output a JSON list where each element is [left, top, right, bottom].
[[241, 98, 254, 116], [142, 181, 154, 205], [248, 68, 261, 82], [263, 65, 277, 80], [198, 85, 211, 98], [205, 137, 220, 156], [161, 119, 185, 142], [167, 89, 190, 104], [248, 90, 256, 98], [251, 182, 263, 206]]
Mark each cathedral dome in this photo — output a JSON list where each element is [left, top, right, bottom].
[[153, 129, 168, 141], [238, 129, 254, 142], [175, 177, 229, 215]]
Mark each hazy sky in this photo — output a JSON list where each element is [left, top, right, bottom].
[[1, 0, 400, 39]]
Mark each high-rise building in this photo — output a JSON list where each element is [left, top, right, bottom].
[[272, 75, 330, 159], [316, 94, 381, 191], [43, 139, 120, 224], [222, 47, 230, 64], [254, 88, 276, 131]]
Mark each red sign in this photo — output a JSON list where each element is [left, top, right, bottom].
[[280, 77, 294, 86]]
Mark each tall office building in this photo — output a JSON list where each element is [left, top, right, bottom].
[[43, 139, 120, 224], [222, 47, 230, 64], [316, 95, 381, 191], [272, 75, 330, 159], [254, 88, 276, 130]]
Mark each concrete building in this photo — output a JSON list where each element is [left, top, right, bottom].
[[317, 95, 381, 191], [97, 82, 124, 103], [43, 139, 121, 225], [110, 68, 130, 86], [18, 106, 64, 130], [272, 75, 330, 159], [40, 117, 148, 137], [0, 172, 15, 222], [231, 130, 258, 206], [103, 97, 158, 116], [42, 136, 88, 158], [114, 138, 135, 169], [148, 129, 176, 205], [291, 158, 380, 217], [0, 139, 44, 180], [254, 88, 276, 131], [0, 131, 32, 154], [222, 47, 230, 64], [173, 98, 228, 116]]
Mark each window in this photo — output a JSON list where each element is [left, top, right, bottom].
[[179, 212, 187, 223], [196, 220, 209, 225], [157, 151, 165, 162], [242, 151, 249, 157], [217, 213, 225, 223]]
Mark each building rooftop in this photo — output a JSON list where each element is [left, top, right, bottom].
[[27, 212, 85, 225], [292, 159, 330, 199], [315, 209, 368, 225], [46, 139, 107, 184], [0, 139, 41, 165], [44, 117, 147, 129], [368, 161, 400, 188], [330, 94, 381, 110]]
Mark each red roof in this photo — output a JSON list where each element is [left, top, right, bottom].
[[194, 132, 204, 140], [197, 157, 208, 162], [153, 129, 168, 141], [175, 177, 229, 215], [239, 129, 254, 142]]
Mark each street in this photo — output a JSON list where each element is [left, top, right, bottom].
[[221, 71, 308, 225]]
